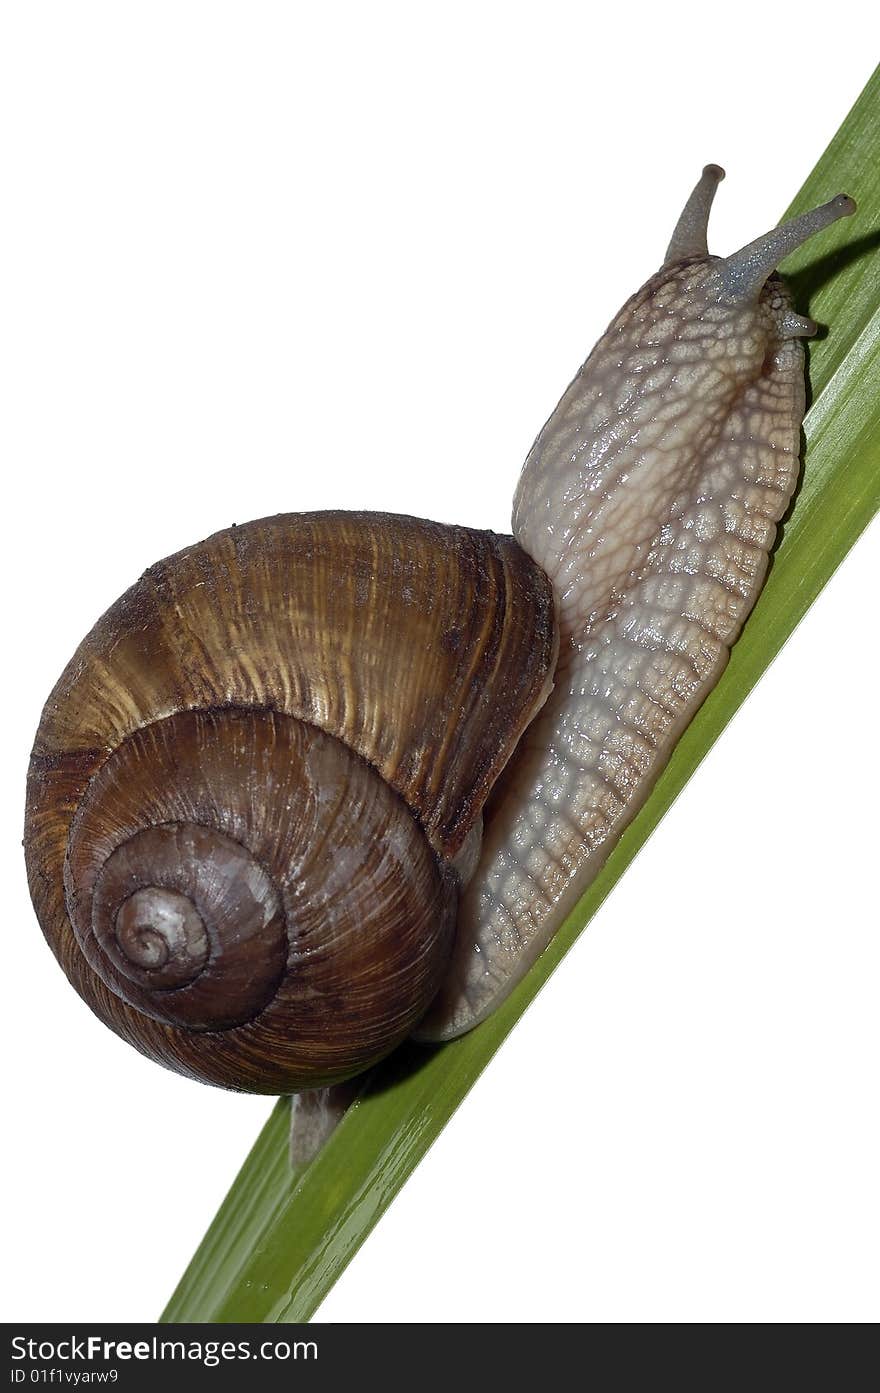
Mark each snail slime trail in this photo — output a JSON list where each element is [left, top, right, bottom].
[[24, 169, 855, 1167]]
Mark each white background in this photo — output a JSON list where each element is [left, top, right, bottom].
[[1, 2, 877, 1325]]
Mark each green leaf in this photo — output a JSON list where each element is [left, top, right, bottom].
[[162, 68, 880, 1324]]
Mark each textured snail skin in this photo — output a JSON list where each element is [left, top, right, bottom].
[[419, 174, 856, 1040], [25, 513, 556, 1091]]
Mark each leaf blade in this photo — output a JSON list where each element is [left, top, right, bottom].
[[162, 66, 880, 1324]]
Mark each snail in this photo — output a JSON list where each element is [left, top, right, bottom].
[[25, 168, 855, 1163]]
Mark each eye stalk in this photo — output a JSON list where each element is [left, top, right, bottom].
[[664, 164, 726, 264], [712, 192, 856, 302], [664, 165, 856, 305]]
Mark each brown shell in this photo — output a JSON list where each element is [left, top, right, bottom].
[[25, 511, 557, 1092], [58, 707, 458, 1091], [29, 511, 556, 858]]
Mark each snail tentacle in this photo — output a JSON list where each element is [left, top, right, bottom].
[[664, 162, 725, 264], [711, 193, 855, 301]]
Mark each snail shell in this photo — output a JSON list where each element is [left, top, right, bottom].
[[25, 512, 556, 1091]]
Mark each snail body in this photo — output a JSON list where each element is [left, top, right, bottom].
[[25, 171, 854, 1107], [422, 172, 856, 1038]]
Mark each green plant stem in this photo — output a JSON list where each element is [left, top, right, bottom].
[[162, 66, 880, 1324]]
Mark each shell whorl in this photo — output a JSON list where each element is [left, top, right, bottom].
[[74, 820, 285, 1029], [60, 706, 456, 1088], [26, 512, 557, 1091]]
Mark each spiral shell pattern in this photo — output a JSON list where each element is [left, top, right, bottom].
[[57, 706, 455, 1089], [25, 512, 557, 1092]]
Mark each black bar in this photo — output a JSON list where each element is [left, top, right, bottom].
[[4, 1325, 563, 1391]]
